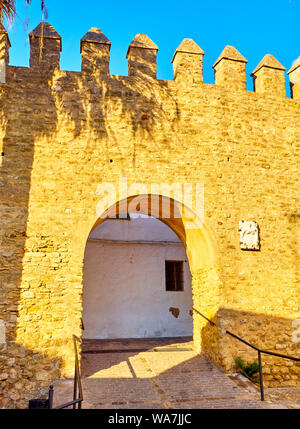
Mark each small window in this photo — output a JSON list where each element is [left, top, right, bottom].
[[165, 261, 184, 291]]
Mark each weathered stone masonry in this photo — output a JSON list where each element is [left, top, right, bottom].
[[0, 21, 299, 407]]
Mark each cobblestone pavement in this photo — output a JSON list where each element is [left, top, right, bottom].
[[262, 387, 300, 409], [51, 338, 289, 409]]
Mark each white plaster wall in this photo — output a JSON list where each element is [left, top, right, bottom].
[[83, 218, 193, 339]]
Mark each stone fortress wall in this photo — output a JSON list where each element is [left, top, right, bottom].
[[0, 21, 299, 407]]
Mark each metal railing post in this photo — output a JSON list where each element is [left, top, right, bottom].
[[45, 335, 84, 409], [258, 350, 264, 401], [73, 335, 83, 408], [73, 367, 78, 409], [48, 385, 54, 409], [192, 308, 300, 403]]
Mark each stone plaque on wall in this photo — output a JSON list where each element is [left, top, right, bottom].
[[239, 221, 260, 250]]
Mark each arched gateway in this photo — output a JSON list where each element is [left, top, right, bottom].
[[82, 194, 220, 352]]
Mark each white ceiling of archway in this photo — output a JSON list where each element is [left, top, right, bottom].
[[89, 216, 181, 243]]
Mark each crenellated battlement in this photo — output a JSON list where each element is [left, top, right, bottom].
[[213, 45, 248, 92], [29, 22, 62, 72], [81, 27, 111, 75], [127, 33, 159, 79], [172, 39, 204, 86], [250, 54, 286, 97], [0, 21, 300, 99]]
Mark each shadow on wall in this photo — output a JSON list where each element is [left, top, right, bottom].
[[0, 44, 62, 407], [0, 24, 181, 408], [52, 71, 179, 170], [200, 308, 300, 388]]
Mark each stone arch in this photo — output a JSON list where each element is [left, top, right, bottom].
[[83, 193, 222, 357]]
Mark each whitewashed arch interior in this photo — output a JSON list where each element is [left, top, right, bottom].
[[82, 215, 193, 339]]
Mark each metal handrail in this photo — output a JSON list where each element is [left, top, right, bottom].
[[193, 308, 300, 401], [48, 335, 83, 409]]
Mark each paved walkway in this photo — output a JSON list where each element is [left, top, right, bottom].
[[52, 338, 285, 409]]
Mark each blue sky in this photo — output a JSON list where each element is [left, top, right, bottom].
[[4, 0, 300, 91]]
